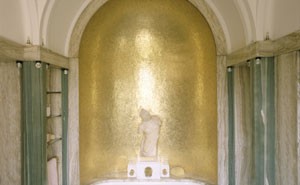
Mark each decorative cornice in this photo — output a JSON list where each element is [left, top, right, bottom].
[[227, 41, 274, 66], [0, 37, 69, 68], [227, 30, 300, 66], [0, 36, 24, 60], [2, 28, 300, 68], [275, 30, 300, 55], [24, 46, 69, 68]]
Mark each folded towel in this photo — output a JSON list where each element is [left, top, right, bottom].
[[47, 157, 59, 185]]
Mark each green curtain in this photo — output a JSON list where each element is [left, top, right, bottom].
[[22, 62, 69, 185], [228, 57, 275, 185], [22, 61, 47, 185], [251, 57, 275, 185]]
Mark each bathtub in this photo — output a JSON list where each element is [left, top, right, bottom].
[[89, 179, 208, 185]]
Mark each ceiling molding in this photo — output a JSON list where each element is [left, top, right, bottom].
[[24, 46, 69, 68], [0, 36, 69, 68], [233, 0, 256, 44], [0, 36, 25, 60], [274, 30, 300, 56], [227, 30, 300, 66], [40, 0, 56, 47], [227, 41, 274, 66]]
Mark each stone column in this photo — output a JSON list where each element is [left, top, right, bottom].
[[276, 52, 298, 185], [68, 58, 80, 185], [217, 56, 229, 185], [251, 57, 275, 185]]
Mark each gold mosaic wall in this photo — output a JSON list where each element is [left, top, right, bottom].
[[79, 0, 217, 184]]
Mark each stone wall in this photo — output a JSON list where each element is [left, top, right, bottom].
[[0, 60, 21, 185], [276, 51, 299, 185]]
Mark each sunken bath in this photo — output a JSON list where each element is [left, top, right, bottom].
[[89, 179, 207, 185]]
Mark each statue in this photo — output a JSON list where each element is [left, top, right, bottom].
[[138, 109, 161, 157]]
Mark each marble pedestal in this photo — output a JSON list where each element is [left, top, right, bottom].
[[127, 158, 170, 180]]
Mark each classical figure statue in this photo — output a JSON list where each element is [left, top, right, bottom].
[[139, 109, 161, 157]]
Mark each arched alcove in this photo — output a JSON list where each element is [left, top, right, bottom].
[[67, 0, 227, 57], [79, 0, 217, 184]]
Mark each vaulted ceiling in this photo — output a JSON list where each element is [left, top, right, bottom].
[[0, 0, 300, 56]]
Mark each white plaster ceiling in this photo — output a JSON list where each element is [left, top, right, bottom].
[[0, 0, 27, 43], [45, 0, 88, 55], [1, 0, 300, 56], [45, 0, 251, 55]]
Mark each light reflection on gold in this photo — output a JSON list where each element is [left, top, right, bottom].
[[90, 62, 98, 112], [79, 0, 217, 184], [138, 64, 156, 110], [135, 29, 154, 59]]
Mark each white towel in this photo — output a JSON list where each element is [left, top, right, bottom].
[[47, 158, 59, 185]]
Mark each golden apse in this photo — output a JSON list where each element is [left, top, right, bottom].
[[79, 0, 217, 184]]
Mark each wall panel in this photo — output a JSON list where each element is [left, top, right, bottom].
[[0, 60, 21, 185], [276, 52, 298, 185]]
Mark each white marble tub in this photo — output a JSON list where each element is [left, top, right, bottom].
[[89, 179, 208, 185]]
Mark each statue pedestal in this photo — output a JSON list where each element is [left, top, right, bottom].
[[127, 157, 170, 179]]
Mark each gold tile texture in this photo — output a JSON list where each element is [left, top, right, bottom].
[[79, 0, 217, 184]]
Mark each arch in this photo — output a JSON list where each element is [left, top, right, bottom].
[[188, 0, 228, 54], [67, 0, 227, 57], [65, 1, 230, 184], [40, 0, 56, 46], [78, 1, 218, 183], [199, 0, 231, 53], [233, 0, 256, 44]]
